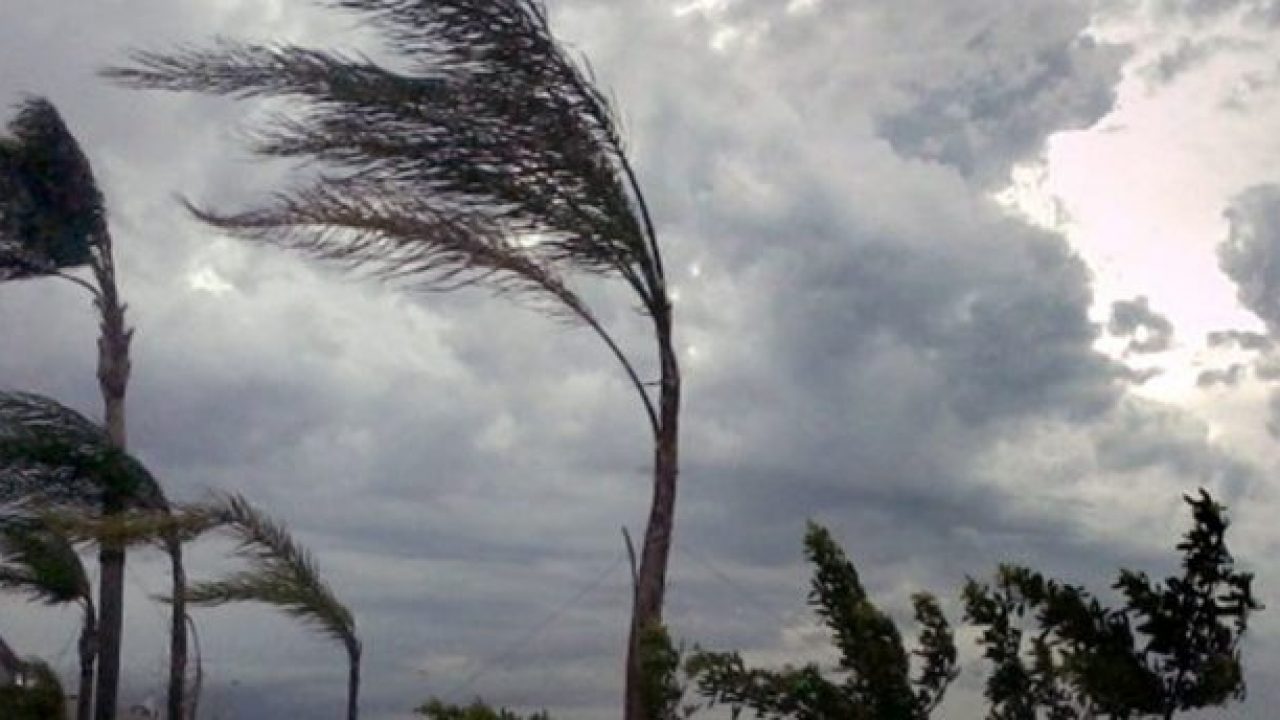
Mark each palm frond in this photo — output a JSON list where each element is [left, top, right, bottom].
[[40, 506, 214, 549], [0, 391, 166, 510], [104, 0, 662, 313], [0, 512, 91, 606], [0, 98, 106, 282], [189, 493, 358, 652]]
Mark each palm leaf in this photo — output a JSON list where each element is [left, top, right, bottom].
[[104, 0, 663, 312], [0, 512, 90, 606], [0, 391, 166, 510], [187, 493, 358, 652], [0, 98, 106, 281]]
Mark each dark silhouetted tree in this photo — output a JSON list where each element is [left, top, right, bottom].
[[107, 3, 680, 716], [690, 492, 1257, 719], [964, 490, 1260, 719], [688, 521, 958, 719]]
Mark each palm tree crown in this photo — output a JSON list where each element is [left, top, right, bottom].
[[107, 4, 681, 716], [186, 493, 361, 719]]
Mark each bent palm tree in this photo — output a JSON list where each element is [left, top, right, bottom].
[[0, 99, 187, 719], [186, 493, 361, 720], [108, 5, 680, 715], [0, 513, 97, 720]]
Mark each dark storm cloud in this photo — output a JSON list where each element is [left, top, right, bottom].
[[0, 1, 1272, 718], [1108, 296, 1175, 354], [1219, 183, 1280, 334]]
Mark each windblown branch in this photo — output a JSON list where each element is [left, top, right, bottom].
[[187, 493, 358, 652], [0, 512, 92, 607], [104, 21, 658, 305]]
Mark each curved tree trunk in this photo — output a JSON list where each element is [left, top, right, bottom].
[[624, 310, 681, 720], [77, 602, 98, 720], [94, 271, 130, 720]]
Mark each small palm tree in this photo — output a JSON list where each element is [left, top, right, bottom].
[[186, 493, 361, 720], [0, 513, 96, 720], [0, 98, 187, 720], [0, 389, 188, 717], [107, 5, 681, 715]]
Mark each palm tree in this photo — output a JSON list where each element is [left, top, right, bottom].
[[0, 389, 186, 718], [0, 513, 97, 720], [184, 493, 361, 720], [0, 98, 188, 719], [107, 4, 680, 715]]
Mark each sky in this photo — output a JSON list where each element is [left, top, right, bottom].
[[2, 0, 1280, 717]]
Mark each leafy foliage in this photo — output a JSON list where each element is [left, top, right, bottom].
[[0, 97, 105, 281], [0, 658, 67, 720], [637, 623, 697, 720], [963, 490, 1260, 719], [0, 511, 91, 606], [415, 699, 553, 720], [687, 522, 958, 719], [0, 391, 166, 511]]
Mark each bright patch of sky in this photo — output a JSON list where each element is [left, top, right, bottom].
[[997, 2, 1280, 415]]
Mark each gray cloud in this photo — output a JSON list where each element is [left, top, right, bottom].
[[1198, 364, 1247, 387], [1207, 328, 1274, 350], [0, 1, 1274, 718], [1109, 296, 1176, 354], [871, 10, 1128, 185], [1219, 184, 1280, 333], [1139, 35, 1259, 87], [1153, 0, 1280, 22]]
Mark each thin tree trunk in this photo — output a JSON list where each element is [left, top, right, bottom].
[[186, 615, 202, 720], [77, 602, 97, 720], [624, 311, 681, 720], [166, 537, 187, 719], [94, 544, 125, 720], [94, 270, 131, 720], [346, 642, 361, 720]]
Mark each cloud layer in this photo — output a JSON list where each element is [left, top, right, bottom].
[[1, 1, 1277, 718]]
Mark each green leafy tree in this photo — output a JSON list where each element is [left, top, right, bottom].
[[0, 98, 188, 720], [0, 513, 96, 720], [688, 522, 958, 720], [107, 4, 681, 715], [964, 490, 1261, 719], [183, 493, 362, 720]]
